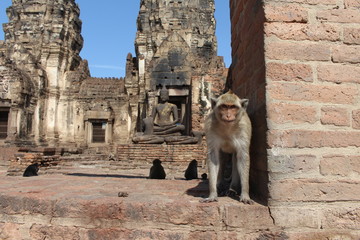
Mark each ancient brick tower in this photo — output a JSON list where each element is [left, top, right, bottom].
[[132, 0, 227, 135], [0, 0, 226, 147], [0, 0, 86, 146]]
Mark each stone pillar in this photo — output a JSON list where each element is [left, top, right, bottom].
[[6, 107, 18, 141], [45, 90, 59, 144], [230, 0, 360, 237], [105, 120, 113, 144], [85, 121, 92, 146]]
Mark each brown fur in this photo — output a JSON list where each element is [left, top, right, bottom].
[[201, 90, 253, 204]]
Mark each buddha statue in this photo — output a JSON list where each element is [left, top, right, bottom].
[[151, 85, 185, 135], [133, 86, 200, 144]]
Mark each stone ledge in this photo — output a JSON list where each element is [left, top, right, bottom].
[[0, 173, 274, 239]]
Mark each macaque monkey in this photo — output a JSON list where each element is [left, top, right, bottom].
[[184, 159, 198, 180], [201, 173, 208, 181], [149, 159, 166, 179], [201, 90, 253, 204], [23, 163, 39, 177]]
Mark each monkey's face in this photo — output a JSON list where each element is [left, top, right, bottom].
[[218, 103, 240, 122], [211, 91, 249, 124]]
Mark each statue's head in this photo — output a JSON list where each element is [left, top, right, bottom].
[[159, 85, 169, 102]]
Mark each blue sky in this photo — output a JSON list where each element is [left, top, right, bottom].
[[0, 0, 231, 78]]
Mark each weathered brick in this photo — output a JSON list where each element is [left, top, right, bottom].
[[349, 156, 360, 174], [264, 4, 308, 22], [117, 144, 207, 166], [224, 204, 274, 229], [268, 102, 317, 124], [268, 129, 360, 148], [265, 41, 331, 61], [284, 0, 337, 4], [286, 231, 357, 240], [321, 106, 350, 127], [352, 110, 360, 129], [269, 179, 360, 202], [344, 27, 360, 45], [317, 9, 360, 23], [318, 64, 360, 83], [268, 153, 318, 175], [30, 225, 80, 240], [321, 205, 360, 230], [345, 0, 360, 8], [270, 206, 320, 228], [266, 62, 313, 82], [265, 22, 340, 41], [188, 231, 218, 240], [267, 82, 358, 104], [0, 223, 25, 240], [320, 155, 351, 177], [124, 201, 222, 227], [332, 45, 360, 64]]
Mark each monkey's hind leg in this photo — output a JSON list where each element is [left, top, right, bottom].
[[237, 151, 254, 204], [200, 150, 220, 203]]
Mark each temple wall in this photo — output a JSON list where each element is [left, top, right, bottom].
[[230, 0, 360, 237]]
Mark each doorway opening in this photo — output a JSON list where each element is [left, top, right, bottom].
[[92, 121, 106, 143], [0, 108, 9, 139]]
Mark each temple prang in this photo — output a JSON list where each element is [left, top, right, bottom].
[[0, 0, 227, 148]]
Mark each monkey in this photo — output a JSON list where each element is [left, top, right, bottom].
[[23, 163, 39, 177], [184, 159, 198, 180], [149, 159, 166, 179], [201, 173, 207, 181], [201, 90, 253, 204]]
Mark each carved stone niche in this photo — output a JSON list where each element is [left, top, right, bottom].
[[161, 87, 190, 134], [145, 86, 190, 135], [133, 85, 202, 144], [84, 111, 114, 146]]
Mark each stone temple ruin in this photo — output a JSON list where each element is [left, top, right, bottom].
[[0, 0, 226, 173], [1, 0, 360, 239]]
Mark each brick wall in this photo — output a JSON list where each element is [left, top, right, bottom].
[[7, 148, 63, 175], [117, 144, 207, 162], [230, 0, 360, 237], [0, 146, 19, 169], [117, 144, 207, 171], [229, 0, 268, 203]]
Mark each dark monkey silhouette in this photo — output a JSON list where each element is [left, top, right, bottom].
[[23, 163, 39, 177], [184, 159, 198, 180], [149, 159, 166, 179]]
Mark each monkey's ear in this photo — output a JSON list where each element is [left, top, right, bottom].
[[211, 98, 218, 109], [241, 99, 249, 110]]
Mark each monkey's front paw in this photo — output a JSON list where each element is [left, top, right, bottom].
[[200, 197, 218, 203], [239, 195, 254, 204]]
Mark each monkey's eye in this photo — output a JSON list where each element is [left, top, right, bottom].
[[219, 104, 238, 110]]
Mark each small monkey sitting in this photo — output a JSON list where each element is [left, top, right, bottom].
[[201, 90, 253, 204], [23, 163, 39, 177], [149, 159, 166, 179], [184, 159, 198, 180]]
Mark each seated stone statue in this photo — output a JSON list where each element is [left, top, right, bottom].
[[132, 86, 200, 144], [151, 85, 185, 135]]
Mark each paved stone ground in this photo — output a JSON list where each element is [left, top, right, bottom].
[[0, 166, 279, 240]]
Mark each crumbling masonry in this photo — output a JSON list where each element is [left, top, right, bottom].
[[0, 0, 226, 148]]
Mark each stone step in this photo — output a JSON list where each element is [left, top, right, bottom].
[[0, 173, 277, 239]]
